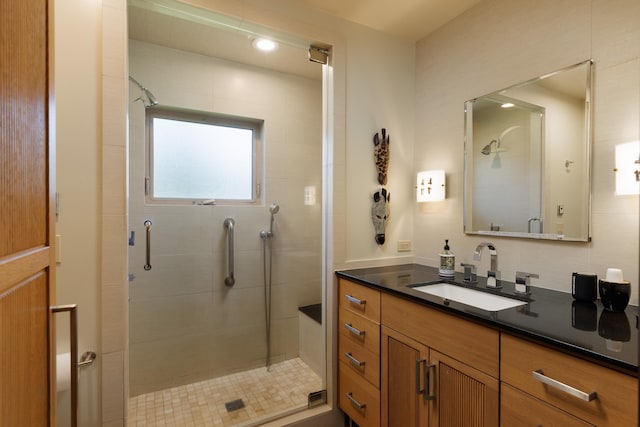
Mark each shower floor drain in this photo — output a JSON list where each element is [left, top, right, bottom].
[[224, 398, 245, 412]]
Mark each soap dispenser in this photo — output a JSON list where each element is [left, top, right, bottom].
[[439, 240, 455, 278]]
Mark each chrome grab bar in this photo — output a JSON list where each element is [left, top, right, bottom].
[[224, 218, 235, 286], [345, 294, 366, 306], [532, 369, 598, 402], [143, 220, 152, 271], [345, 392, 366, 411], [345, 352, 365, 368], [51, 304, 78, 427], [343, 323, 365, 337]]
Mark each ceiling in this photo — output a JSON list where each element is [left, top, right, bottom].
[[299, 0, 481, 41], [128, 0, 482, 81]]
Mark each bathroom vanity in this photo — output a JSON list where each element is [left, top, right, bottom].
[[336, 264, 637, 427]]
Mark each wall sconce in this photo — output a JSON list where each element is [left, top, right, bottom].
[[416, 170, 445, 202], [614, 141, 640, 195]]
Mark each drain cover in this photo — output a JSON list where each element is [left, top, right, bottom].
[[225, 399, 245, 412]]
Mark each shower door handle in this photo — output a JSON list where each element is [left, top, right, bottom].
[[143, 220, 152, 271], [224, 218, 235, 286]]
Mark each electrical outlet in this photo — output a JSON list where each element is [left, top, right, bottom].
[[397, 240, 412, 252]]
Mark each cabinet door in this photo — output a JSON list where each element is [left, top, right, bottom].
[[430, 350, 498, 427], [381, 326, 430, 427]]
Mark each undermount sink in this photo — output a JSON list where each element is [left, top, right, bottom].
[[411, 283, 527, 312]]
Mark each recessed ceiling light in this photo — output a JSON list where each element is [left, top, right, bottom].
[[501, 103, 515, 108], [252, 38, 278, 52]]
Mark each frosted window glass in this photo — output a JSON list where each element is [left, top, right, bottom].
[[152, 117, 253, 200]]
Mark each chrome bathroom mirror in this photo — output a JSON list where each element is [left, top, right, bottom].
[[464, 60, 592, 242]]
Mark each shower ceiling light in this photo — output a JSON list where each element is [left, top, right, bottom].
[[501, 103, 515, 108], [252, 38, 278, 52]]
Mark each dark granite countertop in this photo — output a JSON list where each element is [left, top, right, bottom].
[[336, 264, 638, 375]]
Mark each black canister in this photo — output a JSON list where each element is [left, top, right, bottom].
[[571, 272, 597, 302], [571, 300, 597, 331]]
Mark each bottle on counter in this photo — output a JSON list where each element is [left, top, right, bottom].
[[439, 239, 455, 278]]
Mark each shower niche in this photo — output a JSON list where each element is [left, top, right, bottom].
[[126, 0, 326, 424]]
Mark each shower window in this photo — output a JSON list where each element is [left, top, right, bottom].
[[145, 107, 263, 204]]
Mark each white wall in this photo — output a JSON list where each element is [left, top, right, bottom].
[[128, 40, 323, 395], [54, 0, 102, 425], [413, 0, 640, 304]]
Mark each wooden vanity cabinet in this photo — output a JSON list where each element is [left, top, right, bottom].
[[338, 278, 381, 427], [501, 334, 637, 427], [381, 293, 499, 427]]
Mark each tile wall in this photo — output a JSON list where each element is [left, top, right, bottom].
[[413, 0, 640, 304]]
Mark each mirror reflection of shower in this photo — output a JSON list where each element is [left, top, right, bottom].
[[260, 203, 279, 370]]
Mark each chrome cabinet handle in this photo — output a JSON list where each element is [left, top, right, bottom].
[[223, 218, 235, 286], [426, 363, 436, 401], [345, 352, 365, 368], [415, 358, 426, 396], [345, 294, 366, 306], [143, 220, 152, 271], [344, 323, 365, 337], [345, 392, 366, 411], [532, 369, 598, 402], [52, 304, 78, 427]]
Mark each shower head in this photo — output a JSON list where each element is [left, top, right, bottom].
[[481, 140, 498, 155], [129, 76, 159, 108], [269, 204, 280, 215]]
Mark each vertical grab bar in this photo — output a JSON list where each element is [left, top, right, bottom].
[[224, 218, 235, 286], [51, 304, 78, 427], [143, 220, 152, 271]]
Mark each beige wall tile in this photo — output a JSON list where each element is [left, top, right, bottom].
[[102, 351, 125, 423]]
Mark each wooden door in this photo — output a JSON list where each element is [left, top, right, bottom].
[[382, 326, 430, 427], [0, 0, 55, 425], [429, 350, 499, 427]]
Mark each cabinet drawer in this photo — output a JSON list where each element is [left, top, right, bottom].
[[501, 383, 593, 427], [339, 307, 381, 355], [339, 278, 381, 322], [339, 361, 381, 427], [381, 293, 499, 377], [501, 334, 637, 427], [339, 332, 380, 388]]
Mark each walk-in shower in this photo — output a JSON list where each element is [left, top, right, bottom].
[[127, 1, 325, 425], [260, 203, 279, 370]]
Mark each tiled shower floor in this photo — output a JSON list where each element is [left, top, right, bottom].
[[127, 358, 323, 426]]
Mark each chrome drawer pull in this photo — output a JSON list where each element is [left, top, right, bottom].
[[346, 392, 366, 411], [345, 294, 366, 306], [532, 369, 598, 402], [344, 323, 365, 337], [345, 352, 365, 368]]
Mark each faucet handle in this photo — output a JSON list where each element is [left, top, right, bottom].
[[515, 271, 539, 294], [460, 263, 477, 283]]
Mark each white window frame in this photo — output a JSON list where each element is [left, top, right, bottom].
[[145, 107, 263, 205]]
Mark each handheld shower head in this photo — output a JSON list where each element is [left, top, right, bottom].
[[269, 204, 280, 215]]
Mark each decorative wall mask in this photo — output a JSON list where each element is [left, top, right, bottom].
[[372, 188, 390, 245], [372, 128, 390, 245], [373, 128, 389, 185]]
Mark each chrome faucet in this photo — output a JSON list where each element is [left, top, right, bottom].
[[473, 242, 500, 287]]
